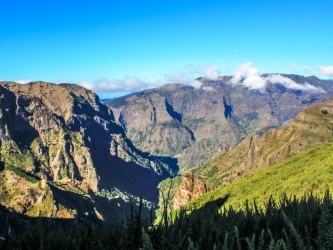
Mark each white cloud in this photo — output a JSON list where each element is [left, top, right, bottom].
[[15, 80, 32, 84], [291, 64, 333, 78], [201, 66, 220, 80], [188, 80, 203, 89], [163, 66, 221, 89], [163, 69, 193, 84], [229, 63, 323, 92], [79, 76, 157, 93], [229, 62, 267, 89], [79, 81, 94, 90], [163, 68, 202, 88], [78, 65, 221, 93], [265, 74, 323, 92], [319, 65, 333, 76]]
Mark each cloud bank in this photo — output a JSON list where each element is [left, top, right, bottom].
[[163, 65, 221, 89], [77, 62, 331, 95], [290, 64, 333, 78], [80, 65, 221, 93], [266, 74, 323, 92], [15, 80, 33, 84], [159, 65, 221, 89], [96, 77, 154, 92], [229, 62, 323, 92], [319, 65, 333, 76], [202, 65, 220, 80], [229, 62, 267, 89]]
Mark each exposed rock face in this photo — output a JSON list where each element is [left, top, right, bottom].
[[172, 172, 208, 210], [104, 74, 333, 169], [0, 81, 177, 221]]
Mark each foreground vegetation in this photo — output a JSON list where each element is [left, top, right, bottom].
[[185, 142, 333, 212], [1, 193, 333, 249], [2, 133, 333, 249]]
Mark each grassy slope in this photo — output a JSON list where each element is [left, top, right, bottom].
[[192, 103, 333, 188], [186, 142, 333, 211]]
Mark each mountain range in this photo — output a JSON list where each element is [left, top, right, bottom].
[[104, 74, 333, 170], [1, 74, 333, 222]]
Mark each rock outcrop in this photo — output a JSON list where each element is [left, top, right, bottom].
[[172, 172, 208, 210]]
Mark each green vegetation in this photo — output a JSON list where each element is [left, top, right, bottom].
[[189, 103, 333, 189], [156, 176, 182, 217], [4, 137, 333, 249], [4, 163, 39, 183], [186, 142, 333, 212], [0, 147, 36, 172], [26, 190, 54, 217], [2, 193, 333, 249]]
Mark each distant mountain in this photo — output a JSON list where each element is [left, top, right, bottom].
[[197, 95, 333, 181], [168, 95, 333, 209], [103, 74, 333, 169], [0, 81, 177, 221]]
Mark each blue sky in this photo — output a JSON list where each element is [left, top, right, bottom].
[[1, 0, 333, 98]]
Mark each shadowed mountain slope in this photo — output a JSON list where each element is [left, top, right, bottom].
[[0, 81, 178, 221]]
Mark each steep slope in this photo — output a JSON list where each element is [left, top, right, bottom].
[[185, 141, 333, 212], [0, 81, 177, 221], [104, 74, 333, 169], [166, 97, 333, 209], [194, 98, 333, 188]]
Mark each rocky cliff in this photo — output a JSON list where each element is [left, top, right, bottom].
[[104, 74, 333, 169], [0, 81, 177, 221]]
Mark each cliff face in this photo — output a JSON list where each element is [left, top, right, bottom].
[[0, 81, 177, 221], [104, 75, 333, 169]]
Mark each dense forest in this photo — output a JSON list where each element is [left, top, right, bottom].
[[1, 192, 333, 249]]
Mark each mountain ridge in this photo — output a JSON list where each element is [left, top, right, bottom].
[[0, 81, 177, 221], [104, 74, 333, 169]]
